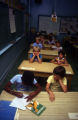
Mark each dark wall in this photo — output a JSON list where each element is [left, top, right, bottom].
[[0, 2, 25, 49], [0, 37, 26, 86], [0, 3, 9, 49], [30, 0, 78, 30], [0, 1, 29, 86]]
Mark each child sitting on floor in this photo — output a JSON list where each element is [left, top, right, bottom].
[[46, 66, 67, 102], [29, 46, 42, 63], [50, 50, 68, 66]]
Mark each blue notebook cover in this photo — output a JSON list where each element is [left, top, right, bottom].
[[0, 100, 17, 120]]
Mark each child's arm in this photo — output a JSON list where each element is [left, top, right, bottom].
[[50, 58, 58, 64], [50, 58, 56, 63], [4, 82, 23, 97], [25, 83, 42, 102], [50, 58, 54, 63], [29, 54, 35, 63], [37, 53, 42, 63], [60, 63, 69, 66], [59, 80, 68, 92], [46, 83, 55, 101], [59, 58, 69, 66], [57, 58, 69, 66]]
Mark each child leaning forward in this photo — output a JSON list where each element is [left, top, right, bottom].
[[46, 66, 67, 102], [29, 46, 42, 63]]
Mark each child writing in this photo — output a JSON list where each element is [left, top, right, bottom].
[[46, 66, 67, 102], [50, 50, 68, 66], [5, 71, 41, 102], [29, 46, 42, 63]]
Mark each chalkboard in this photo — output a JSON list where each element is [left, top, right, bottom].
[[0, 3, 9, 50], [0, 2, 25, 50], [39, 16, 61, 34]]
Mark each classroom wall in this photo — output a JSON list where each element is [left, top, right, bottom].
[[30, 0, 78, 30], [20, 0, 28, 5], [0, 1, 29, 87], [0, 37, 26, 86], [0, 2, 26, 49], [0, 3, 9, 49]]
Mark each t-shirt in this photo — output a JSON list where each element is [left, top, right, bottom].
[[52, 46, 63, 51], [55, 57, 65, 63], [48, 40, 55, 45], [10, 74, 37, 91], [47, 75, 67, 88], [32, 43, 42, 49], [29, 53, 42, 62]]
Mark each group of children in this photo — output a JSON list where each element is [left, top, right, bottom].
[[5, 66, 67, 102], [4, 32, 68, 102], [29, 34, 68, 66]]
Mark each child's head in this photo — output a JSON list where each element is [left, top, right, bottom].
[[56, 41, 61, 47], [35, 37, 40, 44], [33, 46, 40, 52], [22, 71, 34, 86], [49, 33, 53, 36], [58, 50, 65, 59], [53, 66, 66, 80], [36, 32, 40, 36]]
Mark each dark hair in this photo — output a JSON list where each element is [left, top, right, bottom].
[[48, 36, 52, 41], [22, 71, 34, 86], [56, 41, 60, 44], [58, 50, 65, 56], [53, 66, 66, 78]]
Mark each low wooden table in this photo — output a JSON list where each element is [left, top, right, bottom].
[[18, 60, 74, 89], [73, 44, 78, 49], [43, 44, 52, 50], [1, 91, 78, 120], [28, 48, 58, 60]]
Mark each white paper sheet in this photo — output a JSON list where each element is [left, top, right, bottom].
[[10, 94, 30, 110], [68, 113, 78, 119]]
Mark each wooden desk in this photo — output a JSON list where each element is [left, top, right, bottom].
[[28, 48, 58, 60], [1, 91, 78, 120], [18, 60, 74, 89], [73, 45, 78, 49], [69, 41, 76, 45], [43, 44, 53, 50]]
